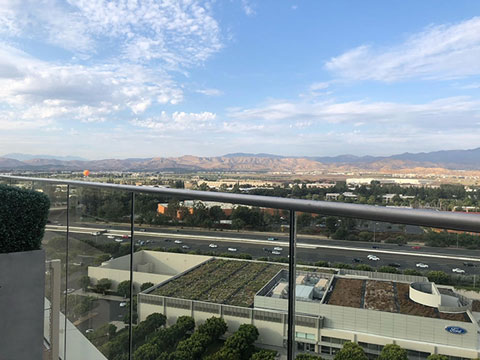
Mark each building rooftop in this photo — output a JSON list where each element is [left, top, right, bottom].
[[325, 277, 471, 322], [151, 259, 285, 307]]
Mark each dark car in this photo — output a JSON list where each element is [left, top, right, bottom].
[[463, 262, 475, 267], [388, 263, 401, 268], [164, 239, 172, 242], [372, 245, 380, 249], [353, 258, 362, 263]]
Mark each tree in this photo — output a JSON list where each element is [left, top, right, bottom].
[[378, 266, 399, 274], [133, 342, 162, 360], [140, 282, 154, 292], [296, 354, 324, 359], [334, 342, 368, 360], [117, 280, 131, 298], [325, 216, 338, 234], [79, 275, 91, 292], [95, 278, 112, 294], [378, 344, 408, 360], [252, 350, 276, 360], [426, 355, 448, 360], [427, 271, 451, 285]]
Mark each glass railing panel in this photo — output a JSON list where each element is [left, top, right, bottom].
[[130, 192, 290, 359], [295, 209, 480, 360], [65, 185, 132, 360], [30, 180, 69, 359]]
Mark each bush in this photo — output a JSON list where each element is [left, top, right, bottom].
[[0, 184, 50, 253]]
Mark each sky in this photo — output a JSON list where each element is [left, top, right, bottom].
[[1, 0, 480, 160]]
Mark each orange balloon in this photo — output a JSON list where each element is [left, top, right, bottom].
[[83, 170, 90, 177]]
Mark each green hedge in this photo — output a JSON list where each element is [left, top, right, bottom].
[[0, 184, 50, 253]]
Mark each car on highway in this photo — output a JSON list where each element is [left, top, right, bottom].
[[372, 245, 380, 249], [273, 247, 283, 251], [412, 246, 421, 250], [174, 240, 182, 244], [91, 231, 101, 236], [267, 237, 278, 241], [119, 301, 127, 307], [122, 235, 131, 239], [416, 263, 429, 268], [115, 238, 123, 243], [182, 245, 190, 249], [164, 239, 172, 242], [352, 258, 362, 263], [452, 268, 466, 274], [367, 255, 380, 261], [209, 243, 218, 248], [388, 263, 401, 268], [227, 247, 237, 252], [85, 329, 94, 334], [139, 228, 146, 232], [107, 235, 115, 239], [463, 262, 475, 267], [272, 251, 281, 255], [63, 288, 75, 294]]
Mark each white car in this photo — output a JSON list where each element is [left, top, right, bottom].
[[416, 263, 429, 268], [209, 243, 218, 248], [63, 288, 75, 294], [115, 238, 123, 243], [182, 245, 190, 249], [85, 328, 94, 334], [273, 247, 283, 251], [174, 240, 182, 244], [227, 247, 237, 252], [107, 235, 115, 239], [452, 268, 466, 274], [272, 251, 281, 255], [119, 301, 127, 307], [367, 255, 380, 261]]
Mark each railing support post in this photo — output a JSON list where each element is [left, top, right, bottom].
[[64, 184, 70, 360], [287, 210, 297, 360]]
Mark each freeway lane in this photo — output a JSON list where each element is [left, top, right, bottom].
[[45, 225, 480, 275], [47, 221, 480, 258], [46, 224, 480, 261]]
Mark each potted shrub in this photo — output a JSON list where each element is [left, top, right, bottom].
[[0, 184, 50, 360]]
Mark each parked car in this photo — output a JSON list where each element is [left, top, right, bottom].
[[174, 240, 182, 244], [416, 263, 429, 268], [209, 243, 218, 248], [452, 268, 466, 274], [227, 247, 237, 252]]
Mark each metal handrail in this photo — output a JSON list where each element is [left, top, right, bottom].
[[1, 174, 480, 232]]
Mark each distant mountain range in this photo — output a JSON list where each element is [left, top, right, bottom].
[[1, 148, 480, 172]]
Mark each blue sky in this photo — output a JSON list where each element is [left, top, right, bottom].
[[1, 0, 480, 159]]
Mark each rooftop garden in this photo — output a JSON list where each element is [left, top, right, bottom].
[[152, 259, 285, 307], [327, 278, 471, 322]]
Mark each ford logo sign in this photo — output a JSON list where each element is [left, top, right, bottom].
[[445, 326, 467, 335]]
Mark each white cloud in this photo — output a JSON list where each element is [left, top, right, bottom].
[[326, 16, 480, 81], [131, 111, 217, 131], [0, 0, 222, 67], [241, 0, 256, 16], [196, 88, 224, 96], [228, 96, 480, 130], [309, 82, 330, 91]]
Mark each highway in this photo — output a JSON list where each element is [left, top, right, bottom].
[[45, 224, 480, 275]]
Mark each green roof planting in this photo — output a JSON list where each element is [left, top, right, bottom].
[[152, 259, 285, 307]]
